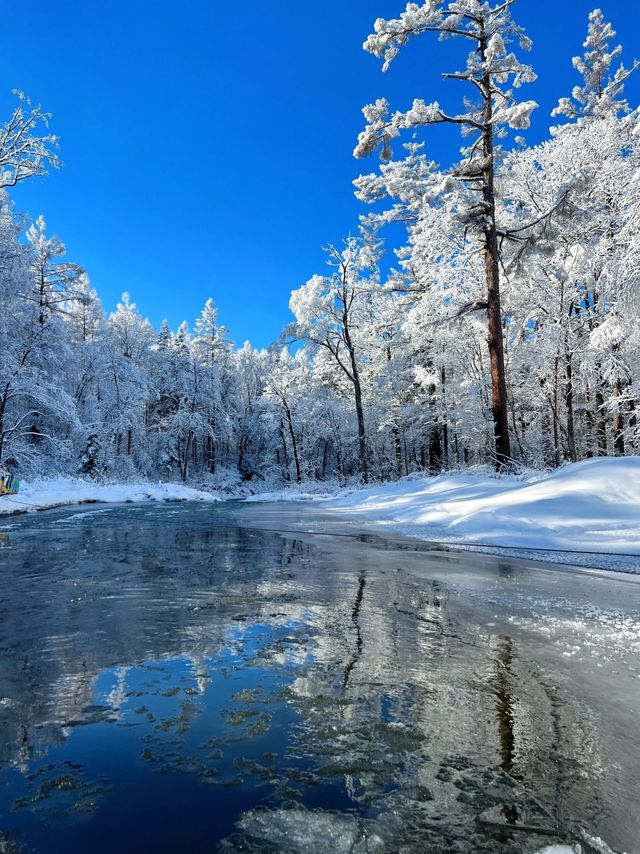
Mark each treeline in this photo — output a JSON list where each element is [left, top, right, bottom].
[[1, 5, 639, 487]]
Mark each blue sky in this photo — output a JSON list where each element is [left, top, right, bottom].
[[5, 0, 639, 348]]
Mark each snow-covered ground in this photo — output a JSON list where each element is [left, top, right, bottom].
[[249, 457, 640, 572], [327, 458, 640, 572], [0, 478, 220, 515]]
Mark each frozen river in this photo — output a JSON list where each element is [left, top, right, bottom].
[[0, 501, 638, 853]]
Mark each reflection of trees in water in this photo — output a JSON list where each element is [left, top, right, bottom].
[[0, 510, 313, 770], [495, 634, 515, 776], [486, 631, 606, 844], [495, 634, 519, 826], [282, 565, 606, 851], [0, 508, 608, 850], [342, 572, 365, 690], [493, 556, 518, 814]]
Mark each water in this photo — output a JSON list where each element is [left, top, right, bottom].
[[0, 501, 638, 853]]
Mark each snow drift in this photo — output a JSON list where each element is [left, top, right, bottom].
[[324, 458, 640, 570]]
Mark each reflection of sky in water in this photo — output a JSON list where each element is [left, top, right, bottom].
[[1, 623, 327, 852], [0, 502, 638, 853]]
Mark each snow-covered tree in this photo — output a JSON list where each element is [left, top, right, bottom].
[[290, 239, 377, 482], [355, 0, 539, 468], [0, 90, 59, 189], [26, 216, 85, 325], [553, 8, 638, 120]]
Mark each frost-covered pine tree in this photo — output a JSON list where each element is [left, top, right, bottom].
[[192, 298, 232, 476], [26, 216, 85, 325], [553, 8, 638, 120], [102, 293, 154, 475], [355, 0, 539, 468]]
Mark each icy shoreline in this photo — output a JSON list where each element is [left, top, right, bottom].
[[248, 457, 640, 573], [0, 478, 221, 515]]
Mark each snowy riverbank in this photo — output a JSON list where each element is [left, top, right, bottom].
[[329, 458, 640, 572], [3, 459, 640, 572], [249, 457, 640, 572], [0, 479, 221, 515]]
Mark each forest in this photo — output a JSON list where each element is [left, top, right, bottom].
[[1, 4, 638, 489]]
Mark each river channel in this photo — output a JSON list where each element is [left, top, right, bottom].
[[0, 501, 638, 852]]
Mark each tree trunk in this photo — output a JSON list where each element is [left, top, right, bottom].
[[207, 436, 216, 474], [481, 36, 511, 470], [564, 353, 577, 463], [321, 440, 329, 479], [385, 347, 403, 479], [612, 375, 625, 456], [611, 344, 625, 456], [393, 426, 402, 479], [429, 426, 442, 475], [551, 356, 560, 468], [0, 387, 8, 464], [584, 385, 594, 458], [344, 331, 368, 483], [340, 279, 369, 484], [181, 433, 192, 482], [628, 398, 637, 449], [282, 401, 301, 483], [595, 380, 607, 456], [441, 367, 449, 469], [279, 420, 291, 482], [353, 377, 368, 483]]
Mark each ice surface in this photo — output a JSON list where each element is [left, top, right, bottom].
[[228, 808, 386, 853]]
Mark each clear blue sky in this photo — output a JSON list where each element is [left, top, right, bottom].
[[5, 0, 639, 347]]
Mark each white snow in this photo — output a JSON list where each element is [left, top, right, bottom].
[[0, 478, 220, 515], [291, 458, 640, 572], [326, 458, 640, 556]]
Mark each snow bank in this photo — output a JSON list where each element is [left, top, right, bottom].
[[325, 458, 640, 571], [246, 480, 344, 503], [0, 478, 220, 515]]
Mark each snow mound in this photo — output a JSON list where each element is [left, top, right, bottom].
[[326, 458, 640, 569], [0, 478, 220, 515]]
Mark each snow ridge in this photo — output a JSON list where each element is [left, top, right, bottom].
[[321, 458, 640, 572]]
